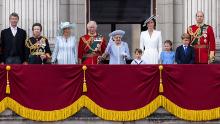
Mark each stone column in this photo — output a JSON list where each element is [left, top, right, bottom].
[[69, 0, 86, 41], [173, 0, 184, 48], [184, 0, 218, 37], [156, 0, 174, 47], [217, 0, 220, 38], [0, 0, 2, 30], [59, 0, 70, 22]]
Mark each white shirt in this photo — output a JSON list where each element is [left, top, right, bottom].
[[131, 59, 147, 65], [10, 26, 17, 36], [183, 45, 188, 48], [183, 45, 188, 51]]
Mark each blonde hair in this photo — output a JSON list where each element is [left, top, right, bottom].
[[181, 33, 191, 40]]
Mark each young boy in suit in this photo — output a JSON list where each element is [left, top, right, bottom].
[[175, 33, 195, 64]]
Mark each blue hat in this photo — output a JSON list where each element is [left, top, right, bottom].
[[109, 30, 125, 37], [143, 15, 157, 27]]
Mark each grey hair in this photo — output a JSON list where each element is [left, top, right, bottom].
[[87, 21, 97, 29], [9, 12, 19, 20]]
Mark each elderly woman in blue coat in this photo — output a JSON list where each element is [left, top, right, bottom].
[[101, 30, 131, 64]]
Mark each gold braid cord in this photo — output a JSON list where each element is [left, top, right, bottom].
[[25, 37, 47, 55]]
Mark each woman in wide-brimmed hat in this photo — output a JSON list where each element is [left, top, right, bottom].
[[140, 15, 162, 64], [51, 22, 78, 64]]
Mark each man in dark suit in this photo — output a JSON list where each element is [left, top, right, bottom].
[[175, 33, 195, 64], [0, 12, 27, 64]]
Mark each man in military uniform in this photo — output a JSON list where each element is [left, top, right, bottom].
[[78, 21, 106, 64], [187, 11, 216, 64]]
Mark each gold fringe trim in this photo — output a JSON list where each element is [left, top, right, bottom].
[[6, 97, 84, 121], [160, 95, 220, 121], [0, 95, 219, 121], [0, 98, 7, 113], [83, 95, 161, 121]]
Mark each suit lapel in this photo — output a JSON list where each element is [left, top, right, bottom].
[[7, 28, 15, 38], [185, 47, 191, 57]]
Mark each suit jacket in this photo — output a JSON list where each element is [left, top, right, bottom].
[[0, 27, 27, 63], [175, 45, 195, 64]]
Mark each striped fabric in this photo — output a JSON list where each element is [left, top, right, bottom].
[[52, 36, 78, 64]]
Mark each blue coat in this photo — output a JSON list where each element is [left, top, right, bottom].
[[175, 45, 195, 64], [106, 41, 130, 64]]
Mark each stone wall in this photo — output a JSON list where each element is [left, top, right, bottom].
[[60, 0, 86, 42], [0, 0, 2, 30], [156, 0, 185, 50]]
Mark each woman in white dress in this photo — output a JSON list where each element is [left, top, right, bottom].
[[51, 22, 78, 64], [140, 15, 162, 64]]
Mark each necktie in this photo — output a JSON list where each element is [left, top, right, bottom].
[[184, 46, 187, 55]]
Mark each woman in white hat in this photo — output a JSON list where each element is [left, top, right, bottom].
[[101, 30, 130, 64], [51, 22, 77, 64], [140, 15, 162, 64]]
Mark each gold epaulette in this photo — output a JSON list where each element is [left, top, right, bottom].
[[42, 36, 48, 40]]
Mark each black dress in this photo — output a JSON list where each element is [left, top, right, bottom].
[[25, 36, 51, 64]]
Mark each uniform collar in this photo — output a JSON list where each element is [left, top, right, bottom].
[[34, 36, 42, 41], [196, 23, 205, 27], [88, 32, 97, 37]]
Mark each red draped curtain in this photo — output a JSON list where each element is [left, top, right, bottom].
[[0, 64, 220, 121]]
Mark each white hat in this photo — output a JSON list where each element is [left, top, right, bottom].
[[58, 22, 76, 35], [109, 30, 125, 37], [143, 15, 157, 27], [59, 22, 75, 29]]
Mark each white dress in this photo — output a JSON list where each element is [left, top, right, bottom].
[[52, 36, 78, 64], [140, 30, 162, 64]]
